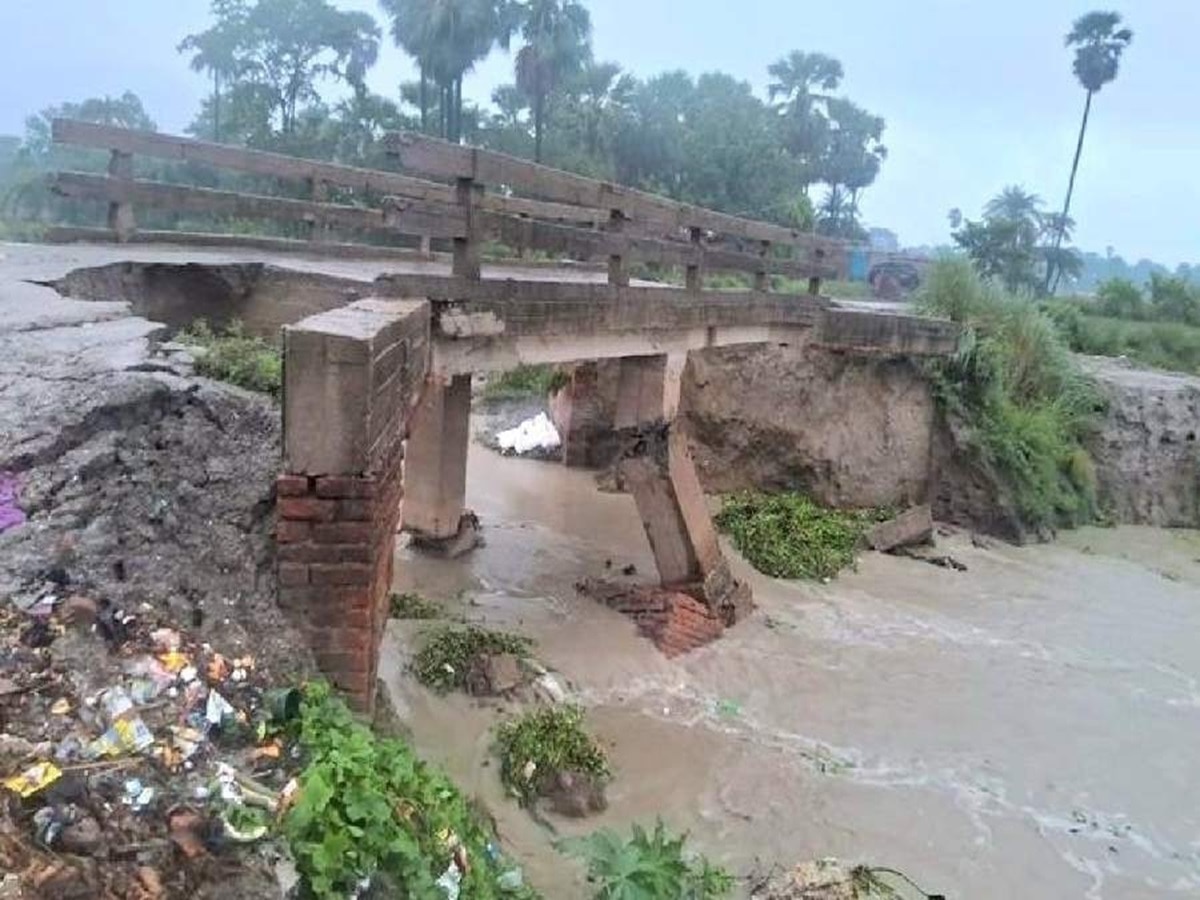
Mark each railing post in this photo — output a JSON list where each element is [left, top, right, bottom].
[[685, 227, 703, 292], [107, 150, 135, 243], [307, 177, 328, 242], [607, 209, 629, 287], [754, 240, 771, 292], [453, 176, 482, 279]]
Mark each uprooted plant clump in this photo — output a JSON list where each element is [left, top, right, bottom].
[[412, 625, 533, 694], [716, 491, 891, 580], [389, 591, 444, 621], [495, 705, 610, 816]]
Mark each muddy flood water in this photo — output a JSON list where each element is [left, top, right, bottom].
[[379, 440, 1200, 900]]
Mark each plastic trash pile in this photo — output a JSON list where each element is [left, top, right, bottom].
[[496, 413, 561, 456]]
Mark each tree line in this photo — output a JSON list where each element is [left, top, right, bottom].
[[1, 0, 891, 241]]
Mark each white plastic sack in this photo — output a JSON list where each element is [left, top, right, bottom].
[[496, 413, 561, 455]]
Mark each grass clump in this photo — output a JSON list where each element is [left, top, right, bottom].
[[917, 259, 1101, 530], [178, 319, 282, 397], [562, 820, 734, 900], [715, 491, 888, 580], [495, 705, 609, 804], [389, 591, 443, 620], [481, 364, 569, 402], [413, 625, 532, 693], [284, 682, 538, 899]]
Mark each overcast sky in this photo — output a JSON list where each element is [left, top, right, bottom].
[[3, 1, 1195, 265]]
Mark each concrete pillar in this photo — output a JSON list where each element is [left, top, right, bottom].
[[615, 355, 668, 428], [549, 361, 620, 468], [402, 373, 476, 553]]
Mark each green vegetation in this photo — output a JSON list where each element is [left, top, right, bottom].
[[389, 591, 443, 620], [413, 625, 532, 693], [1048, 307, 1200, 375], [284, 682, 537, 900], [177, 320, 282, 398], [715, 491, 889, 580], [481, 364, 569, 402], [495, 705, 610, 804], [562, 821, 734, 900], [918, 259, 1100, 529]]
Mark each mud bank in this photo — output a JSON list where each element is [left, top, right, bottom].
[[383, 443, 1200, 900], [677, 343, 1200, 532]]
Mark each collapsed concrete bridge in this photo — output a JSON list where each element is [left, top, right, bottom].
[[48, 119, 959, 710]]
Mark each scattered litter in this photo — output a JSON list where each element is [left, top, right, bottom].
[[207, 654, 231, 682], [533, 672, 568, 705], [89, 717, 155, 757], [206, 690, 235, 726], [715, 698, 742, 719], [151, 627, 182, 651], [497, 868, 524, 891], [0, 471, 26, 533], [100, 686, 135, 724], [3, 761, 63, 797], [158, 650, 190, 674], [96, 600, 135, 646], [436, 863, 463, 900], [123, 778, 156, 811], [50, 697, 72, 716], [168, 808, 208, 858], [33, 805, 65, 847], [19, 620, 55, 648], [497, 413, 561, 455]]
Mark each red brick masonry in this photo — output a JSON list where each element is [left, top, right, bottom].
[[583, 581, 726, 657], [275, 442, 404, 711]]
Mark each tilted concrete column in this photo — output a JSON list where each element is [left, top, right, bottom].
[[401, 373, 478, 554], [615, 354, 751, 623], [277, 298, 430, 712]]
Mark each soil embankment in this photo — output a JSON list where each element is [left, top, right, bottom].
[[677, 341, 1200, 534]]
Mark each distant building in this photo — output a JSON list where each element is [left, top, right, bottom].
[[867, 228, 900, 252]]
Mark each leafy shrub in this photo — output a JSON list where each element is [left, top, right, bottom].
[[481, 364, 570, 402], [715, 491, 888, 580], [389, 591, 443, 620], [413, 625, 532, 693], [917, 259, 1100, 529], [563, 821, 734, 900], [284, 682, 538, 900], [177, 319, 282, 397], [495, 705, 609, 804], [1046, 301, 1200, 374]]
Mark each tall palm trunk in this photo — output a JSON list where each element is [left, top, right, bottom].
[[533, 90, 545, 162], [1046, 89, 1093, 294], [212, 70, 221, 142], [419, 65, 428, 134]]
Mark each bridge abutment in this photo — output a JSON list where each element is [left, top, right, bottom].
[[277, 298, 429, 712]]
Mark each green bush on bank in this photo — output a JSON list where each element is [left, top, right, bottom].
[[285, 682, 538, 899], [1046, 301, 1200, 375], [178, 319, 282, 398], [562, 821, 734, 900], [481, 364, 570, 402], [917, 259, 1100, 529]]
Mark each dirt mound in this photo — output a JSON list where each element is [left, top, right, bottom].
[[0, 374, 310, 682]]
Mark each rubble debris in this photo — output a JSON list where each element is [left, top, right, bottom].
[[863, 504, 934, 553]]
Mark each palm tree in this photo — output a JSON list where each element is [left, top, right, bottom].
[[572, 60, 633, 158], [515, 0, 591, 162], [1046, 11, 1133, 293], [382, 0, 517, 140], [178, 0, 248, 142], [984, 185, 1044, 227], [767, 51, 843, 191]]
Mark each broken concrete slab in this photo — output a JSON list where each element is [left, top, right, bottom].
[[864, 504, 933, 552]]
